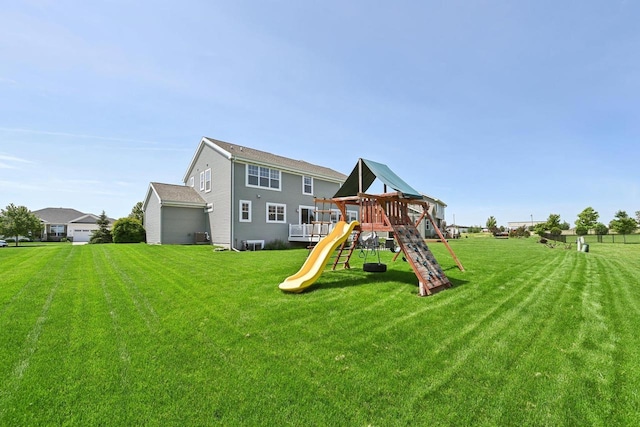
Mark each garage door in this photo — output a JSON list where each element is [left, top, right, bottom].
[[73, 230, 93, 242]]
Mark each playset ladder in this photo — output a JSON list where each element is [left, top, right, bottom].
[[332, 227, 361, 270]]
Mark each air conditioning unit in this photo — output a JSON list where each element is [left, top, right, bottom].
[[194, 232, 210, 244]]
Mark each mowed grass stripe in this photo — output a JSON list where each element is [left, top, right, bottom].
[[596, 250, 640, 426], [0, 247, 62, 319], [0, 246, 77, 421], [478, 251, 593, 425], [395, 250, 576, 423]]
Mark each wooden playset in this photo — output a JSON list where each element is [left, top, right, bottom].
[[279, 158, 464, 296]]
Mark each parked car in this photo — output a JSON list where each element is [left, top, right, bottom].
[[0, 239, 8, 247]]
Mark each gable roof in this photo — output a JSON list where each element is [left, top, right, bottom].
[[34, 208, 115, 224], [183, 137, 347, 183], [334, 158, 424, 199], [144, 182, 207, 209], [33, 207, 89, 224], [70, 214, 101, 224]]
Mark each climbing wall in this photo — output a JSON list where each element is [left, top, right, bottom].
[[392, 223, 451, 296]]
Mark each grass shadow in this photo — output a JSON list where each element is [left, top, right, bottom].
[[305, 265, 469, 294]]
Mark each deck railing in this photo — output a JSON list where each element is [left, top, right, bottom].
[[288, 223, 335, 240]]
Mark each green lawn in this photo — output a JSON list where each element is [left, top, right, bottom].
[[1, 238, 640, 426]]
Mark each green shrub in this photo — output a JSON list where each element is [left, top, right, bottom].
[[112, 217, 146, 243], [550, 227, 562, 236], [509, 226, 530, 238]]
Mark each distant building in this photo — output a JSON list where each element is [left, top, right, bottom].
[[508, 220, 546, 230], [33, 208, 113, 242]]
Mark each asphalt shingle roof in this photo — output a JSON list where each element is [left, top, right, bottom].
[[205, 137, 347, 181], [151, 182, 206, 205], [33, 208, 88, 224]]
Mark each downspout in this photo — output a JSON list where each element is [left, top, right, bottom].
[[230, 160, 235, 250]]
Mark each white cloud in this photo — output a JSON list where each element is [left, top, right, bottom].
[[0, 154, 35, 169], [0, 127, 159, 145]]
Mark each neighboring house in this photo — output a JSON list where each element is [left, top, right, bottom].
[[404, 198, 447, 239], [33, 207, 112, 242], [144, 137, 350, 249]]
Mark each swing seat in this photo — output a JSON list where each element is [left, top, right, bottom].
[[363, 262, 387, 273]]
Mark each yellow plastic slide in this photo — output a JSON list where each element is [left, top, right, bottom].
[[279, 220, 360, 293]]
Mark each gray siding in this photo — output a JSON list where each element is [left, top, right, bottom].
[[183, 145, 232, 247], [161, 206, 207, 244], [231, 162, 342, 249], [144, 195, 162, 244]]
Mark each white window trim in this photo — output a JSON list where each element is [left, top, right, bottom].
[[239, 200, 252, 223], [266, 202, 286, 223], [245, 164, 282, 191], [199, 171, 205, 191], [302, 176, 313, 195], [205, 168, 212, 193], [346, 210, 358, 222], [299, 205, 316, 224], [330, 208, 341, 223], [189, 176, 195, 187]]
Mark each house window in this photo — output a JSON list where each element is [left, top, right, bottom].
[[205, 168, 212, 192], [266, 203, 286, 223], [247, 165, 281, 190], [302, 176, 313, 195], [346, 210, 358, 222], [189, 176, 195, 187], [50, 225, 65, 237], [330, 209, 341, 223], [240, 200, 251, 222], [299, 206, 315, 224], [199, 171, 205, 191]]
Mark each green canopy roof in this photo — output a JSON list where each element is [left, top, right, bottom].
[[333, 158, 423, 199]]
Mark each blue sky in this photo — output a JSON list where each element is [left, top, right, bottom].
[[1, 0, 638, 227]]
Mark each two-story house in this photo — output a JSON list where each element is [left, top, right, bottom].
[[143, 137, 448, 249], [143, 137, 353, 249]]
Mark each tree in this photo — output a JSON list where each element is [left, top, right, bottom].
[[636, 210, 640, 225], [575, 225, 588, 236], [560, 221, 570, 231], [533, 223, 547, 237], [112, 217, 146, 243], [89, 210, 113, 244], [130, 201, 144, 224], [609, 210, 638, 243], [594, 222, 608, 235], [486, 216, 497, 233], [576, 207, 599, 231], [0, 204, 43, 246], [545, 214, 561, 230]]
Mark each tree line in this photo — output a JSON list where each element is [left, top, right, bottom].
[[484, 207, 639, 240]]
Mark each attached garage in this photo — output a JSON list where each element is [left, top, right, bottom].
[[71, 229, 93, 242]]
